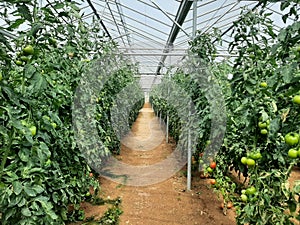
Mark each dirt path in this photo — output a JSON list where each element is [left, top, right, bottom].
[[74, 103, 236, 225]]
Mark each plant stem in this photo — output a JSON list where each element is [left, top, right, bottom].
[[0, 130, 14, 180]]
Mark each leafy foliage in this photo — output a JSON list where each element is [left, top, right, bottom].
[[151, 2, 300, 224], [0, 1, 142, 224]]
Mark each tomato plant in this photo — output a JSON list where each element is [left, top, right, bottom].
[[0, 1, 142, 224], [151, 1, 300, 224]]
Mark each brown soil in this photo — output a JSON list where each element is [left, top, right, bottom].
[[70, 102, 236, 225]]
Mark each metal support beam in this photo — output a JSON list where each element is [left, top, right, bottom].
[[115, 0, 132, 46], [87, 0, 111, 39], [192, 0, 197, 37], [105, 0, 126, 47], [155, 0, 193, 75], [0, 29, 16, 39], [122, 52, 187, 56], [212, 1, 263, 44]]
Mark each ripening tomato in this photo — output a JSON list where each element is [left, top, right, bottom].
[[210, 179, 216, 185], [210, 162, 217, 169]]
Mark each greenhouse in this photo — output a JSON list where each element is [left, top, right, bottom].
[[0, 0, 299, 224]]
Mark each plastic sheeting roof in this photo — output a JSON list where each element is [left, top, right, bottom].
[[0, 0, 293, 91]]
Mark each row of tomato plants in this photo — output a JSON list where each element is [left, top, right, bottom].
[[0, 1, 143, 224], [151, 1, 300, 224]]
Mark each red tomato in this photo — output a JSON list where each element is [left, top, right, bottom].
[[210, 162, 217, 169], [210, 179, 216, 185]]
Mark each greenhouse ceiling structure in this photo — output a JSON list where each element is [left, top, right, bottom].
[[0, 0, 294, 91]]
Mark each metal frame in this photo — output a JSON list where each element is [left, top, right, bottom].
[[155, 0, 193, 75]]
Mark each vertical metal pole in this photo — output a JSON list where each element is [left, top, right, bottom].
[[192, 0, 197, 37], [166, 44, 172, 143], [187, 0, 197, 192], [159, 112, 162, 127], [187, 108, 192, 191]]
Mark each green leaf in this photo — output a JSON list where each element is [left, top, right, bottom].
[[24, 183, 37, 197], [17, 197, 26, 207], [32, 185, 44, 194], [24, 64, 36, 79], [17, 4, 32, 22], [8, 194, 22, 207], [7, 18, 26, 30], [3, 207, 17, 221], [5, 171, 19, 181], [53, 2, 65, 9], [30, 72, 47, 94], [21, 207, 32, 217], [18, 148, 30, 162], [12, 181, 23, 195], [30, 23, 43, 37]]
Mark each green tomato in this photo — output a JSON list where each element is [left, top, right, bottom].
[[207, 167, 213, 173], [20, 56, 29, 62], [288, 149, 298, 159], [206, 140, 211, 147], [249, 152, 262, 160], [15, 60, 23, 66], [260, 129, 268, 135], [249, 54, 255, 59], [258, 122, 267, 129], [241, 194, 248, 202], [293, 95, 300, 105], [43, 115, 51, 121], [23, 45, 34, 55], [246, 186, 256, 195], [246, 158, 256, 167], [266, 119, 270, 125], [260, 82, 268, 88], [29, 126, 37, 136], [241, 157, 248, 165], [241, 189, 246, 194], [51, 122, 57, 129], [285, 132, 299, 146]]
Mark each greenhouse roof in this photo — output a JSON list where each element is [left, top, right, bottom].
[[70, 0, 291, 91], [0, 0, 294, 91]]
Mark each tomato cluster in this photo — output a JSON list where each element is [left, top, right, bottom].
[[240, 151, 262, 167], [15, 45, 35, 66], [285, 132, 300, 159], [240, 186, 257, 202], [258, 117, 270, 135]]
